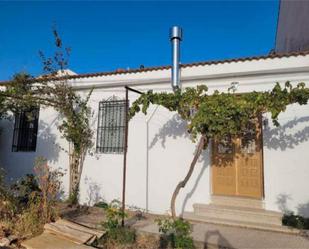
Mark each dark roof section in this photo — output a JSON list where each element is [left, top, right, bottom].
[[1, 50, 309, 85]]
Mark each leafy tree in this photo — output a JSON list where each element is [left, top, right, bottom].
[[1, 29, 93, 204], [129, 82, 309, 218]]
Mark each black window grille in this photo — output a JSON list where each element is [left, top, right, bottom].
[[96, 99, 127, 154], [12, 108, 39, 152]]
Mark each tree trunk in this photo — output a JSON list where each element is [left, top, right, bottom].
[[69, 148, 80, 196], [76, 148, 86, 191], [68, 145, 87, 204], [170, 135, 207, 218]]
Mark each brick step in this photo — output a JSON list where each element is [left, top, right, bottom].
[[193, 203, 282, 227], [183, 211, 298, 234]]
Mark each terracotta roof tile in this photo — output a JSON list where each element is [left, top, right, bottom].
[[1, 50, 309, 84]]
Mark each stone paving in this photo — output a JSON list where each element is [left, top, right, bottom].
[[60, 205, 309, 249], [138, 221, 309, 249]]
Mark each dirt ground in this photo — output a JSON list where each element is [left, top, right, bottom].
[[58, 202, 164, 231], [57, 203, 166, 249]]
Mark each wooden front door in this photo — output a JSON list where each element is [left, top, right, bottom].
[[212, 119, 263, 199]]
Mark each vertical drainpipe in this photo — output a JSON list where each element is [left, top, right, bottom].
[[170, 26, 183, 91]]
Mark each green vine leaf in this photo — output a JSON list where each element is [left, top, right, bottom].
[[129, 83, 309, 147]]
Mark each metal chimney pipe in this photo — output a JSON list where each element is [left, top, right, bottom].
[[170, 26, 183, 91]]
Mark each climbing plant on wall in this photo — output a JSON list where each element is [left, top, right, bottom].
[[129, 82, 309, 218], [1, 29, 93, 204]]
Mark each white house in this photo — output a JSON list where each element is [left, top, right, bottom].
[[1, 51, 309, 230]]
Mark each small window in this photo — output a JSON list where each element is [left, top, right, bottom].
[[96, 99, 127, 154], [12, 107, 39, 152]]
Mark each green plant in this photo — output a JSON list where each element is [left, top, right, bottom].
[[102, 200, 136, 245], [103, 200, 126, 230], [156, 217, 195, 249], [282, 212, 309, 230], [94, 201, 109, 209]]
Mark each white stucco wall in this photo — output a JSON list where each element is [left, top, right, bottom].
[[76, 88, 211, 215], [263, 104, 309, 216], [1, 54, 309, 216]]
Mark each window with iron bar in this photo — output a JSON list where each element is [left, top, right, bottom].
[[12, 107, 39, 152], [96, 99, 127, 154]]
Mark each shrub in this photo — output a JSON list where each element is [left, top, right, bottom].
[[94, 201, 109, 209], [101, 200, 136, 245], [0, 190, 16, 221], [34, 157, 64, 222], [15, 193, 43, 237], [0, 168, 18, 235], [11, 157, 64, 237], [156, 217, 195, 249], [103, 200, 125, 229], [282, 212, 309, 230], [11, 174, 40, 207]]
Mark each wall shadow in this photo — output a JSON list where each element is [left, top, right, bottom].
[[84, 176, 104, 206], [36, 118, 62, 163], [203, 230, 235, 249], [180, 146, 210, 216], [145, 106, 159, 212], [263, 116, 309, 151], [149, 114, 189, 149], [276, 193, 309, 217], [86, 109, 100, 160], [0, 116, 62, 183], [276, 193, 292, 213], [146, 112, 210, 214], [298, 202, 309, 217]]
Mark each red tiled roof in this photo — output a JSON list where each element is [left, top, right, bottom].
[[1, 50, 309, 84]]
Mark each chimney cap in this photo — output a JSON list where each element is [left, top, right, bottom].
[[170, 26, 183, 41]]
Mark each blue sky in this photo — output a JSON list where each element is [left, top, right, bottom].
[[0, 1, 279, 80]]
